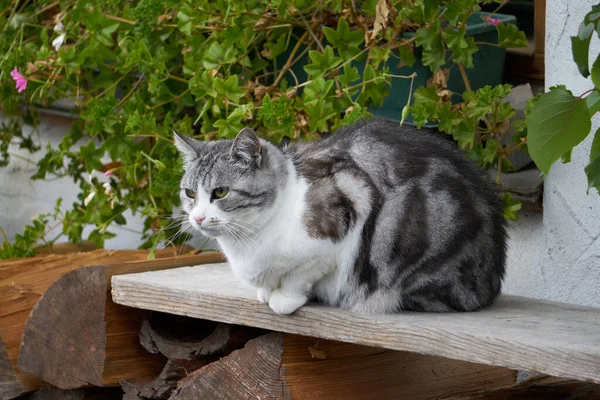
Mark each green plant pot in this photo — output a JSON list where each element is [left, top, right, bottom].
[[276, 11, 517, 126]]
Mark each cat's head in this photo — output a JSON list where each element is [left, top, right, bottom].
[[174, 128, 286, 240]]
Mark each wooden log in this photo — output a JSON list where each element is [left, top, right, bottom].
[[122, 359, 215, 400], [139, 312, 265, 360], [167, 332, 518, 400], [122, 312, 265, 399], [0, 337, 21, 400], [446, 375, 600, 399], [111, 263, 600, 383], [0, 250, 223, 397], [170, 333, 289, 400], [19, 386, 123, 400]]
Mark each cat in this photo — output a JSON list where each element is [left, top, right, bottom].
[[174, 118, 507, 315]]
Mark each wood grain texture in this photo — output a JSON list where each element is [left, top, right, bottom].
[[170, 333, 290, 400], [17, 266, 107, 388], [1, 250, 223, 395], [0, 337, 21, 400], [282, 335, 517, 400], [111, 263, 600, 383]]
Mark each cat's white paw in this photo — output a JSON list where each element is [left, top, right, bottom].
[[257, 288, 272, 304], [268, 289, 307, 315]]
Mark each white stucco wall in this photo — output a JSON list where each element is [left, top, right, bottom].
[[0, 114, 211, 251], [503, 0, 600, 306], [0, 115, 146, 249]]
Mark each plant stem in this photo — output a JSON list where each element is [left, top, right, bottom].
[[104, 14, 136, 25], [457, 62, 471, 91], [272, 31, 310, 88], [0, 226, 13, 259]]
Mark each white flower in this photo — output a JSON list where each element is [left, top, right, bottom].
[[52, 22, 66, 51], [84, 191, 96, 206], [52, 33, 66, 51], [102, 182, 113, 195]]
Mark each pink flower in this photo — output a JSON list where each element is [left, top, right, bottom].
[[104, 170, 112, 176], [486, 16, 501, 27], [10, 67, 27, 93]]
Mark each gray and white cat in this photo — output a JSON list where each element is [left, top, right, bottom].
[[175, 119, 507, 315]]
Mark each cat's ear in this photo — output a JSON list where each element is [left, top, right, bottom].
[[173, 130, 202, 161], [230, 127, 262, 168]]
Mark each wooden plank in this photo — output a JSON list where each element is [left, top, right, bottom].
[[111, 263, 600, 383]]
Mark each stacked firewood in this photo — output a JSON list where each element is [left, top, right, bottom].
[[2, 247, 599, 400], [0, 247, 223, 400]]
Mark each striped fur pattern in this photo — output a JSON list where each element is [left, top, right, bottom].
[[175, 119, 507, 315]]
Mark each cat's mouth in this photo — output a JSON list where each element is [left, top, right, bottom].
[[197, 224, 223, 238]]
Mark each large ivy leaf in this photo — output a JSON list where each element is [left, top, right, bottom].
[[526, 87, 592, 174]]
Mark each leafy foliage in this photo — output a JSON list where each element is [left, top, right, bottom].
[[527, 3, 600, 194], [0, 0, 526, 258]]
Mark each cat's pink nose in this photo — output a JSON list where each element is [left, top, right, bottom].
[[194, 216, 206, 224]]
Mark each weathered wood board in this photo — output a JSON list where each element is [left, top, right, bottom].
[[112, 263, 600, 383]]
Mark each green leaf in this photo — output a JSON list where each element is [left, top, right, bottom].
[[497, 23, 528, 48], [437, 102, 462, 133], [571, 24, 593, 77], [591, 127, 600, 162], [338, 64, 361, 87], [526, 87, 592, 174], [304, 77, 335, 99], [585, 154, 600, 193], [413, 85, 440, 113], [445, 27, 478, 68], [398, 44, 416, 67], [444, 0, 480, 26], [586, 90, 600, 114], [323, 18, 364, 61], [592, 55, 600, 89], [204, 42, 236, 69], [415, 20, 445, 72], [303, 46, 342, 77], [264, 34, 288, 60], [453, 118, 476, 149], [560, 149, 572, 164], [213, 75, 246, 103], [502, 192, 521, 222]]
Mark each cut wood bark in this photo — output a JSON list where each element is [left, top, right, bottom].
[[139, 312, 265, 360], [0, 250, 223, 397], [170, 332, 290, 400]]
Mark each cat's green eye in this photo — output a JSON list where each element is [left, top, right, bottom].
[[185, 188, 196, 199], [213, 187, 229, 199]]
